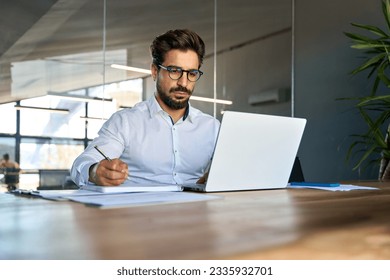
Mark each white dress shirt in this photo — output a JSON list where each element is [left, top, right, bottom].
[[71, 96, 220, 186]]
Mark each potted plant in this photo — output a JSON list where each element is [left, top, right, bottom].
[[344, 0, 390, 180]]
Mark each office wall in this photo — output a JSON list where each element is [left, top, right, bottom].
[[144, 31, 292, 118], [194, 0, 384, 181], [294, 0, 383, 181], [144, 0, 385, 182], [193, 32, 292, 118]]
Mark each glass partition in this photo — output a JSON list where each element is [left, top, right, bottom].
[[20, 138, 84, 170], [20, 96, 86, 138], [214, 0, 292, 118], [1, 1, 292, 118], [0, 1, 292, 168], [104, 0, 292, 119]]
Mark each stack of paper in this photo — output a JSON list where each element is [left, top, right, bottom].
[[287, 183, 379, 192], [9, 183, 220, 208]]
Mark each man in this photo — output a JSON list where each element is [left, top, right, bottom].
[[0, 153, 20, 169], [0, 153, 21, 189], [71, 29, 220, 187]]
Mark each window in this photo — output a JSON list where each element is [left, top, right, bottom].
[[20, 96, 86, 138], [20, 138, 84, 170], [0, 137, 16, 160], [1, 79, 143, 172], [0, 103, 16, 134]]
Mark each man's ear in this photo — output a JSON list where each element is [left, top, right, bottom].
[[151, 64, 158, 81]]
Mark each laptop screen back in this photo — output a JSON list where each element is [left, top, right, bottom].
[[205, 111, 306, 192]]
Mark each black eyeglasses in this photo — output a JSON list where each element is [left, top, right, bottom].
[[158, 64, 203, 82]]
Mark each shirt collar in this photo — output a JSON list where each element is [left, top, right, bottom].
[[148, 95, 194, 123]]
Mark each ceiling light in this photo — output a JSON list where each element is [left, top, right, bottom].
[[14, 105, 69, 114], [80, 116, 108, 121], [191, 96, 233, 105], [111, 64, 151, 74], [48, 92, 113, 103]]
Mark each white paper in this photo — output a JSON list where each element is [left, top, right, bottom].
[[36, 189, 105, 200], [81, 183, 182, 193], [67, 191, 220, 208], [288, 184, 379, 191]]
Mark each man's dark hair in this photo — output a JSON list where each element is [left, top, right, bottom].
[[3, 153, 9, 161], [150, 29, 205, 68]]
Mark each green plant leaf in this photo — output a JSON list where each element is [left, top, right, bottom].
[[350, 43, 389, 49], [344, 31, 378, 43], [350, 53, 385, 74], [358, 108, 388, 149], [371, 76, 381, 95], [343, 0, 390, 171], [351, 22, 388, 37], [352, 145, 378, 170], [357, 94, 390, 106], [377, 60, 390, 86]]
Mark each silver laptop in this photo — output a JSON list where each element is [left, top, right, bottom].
[[183, 111, 306, 192]]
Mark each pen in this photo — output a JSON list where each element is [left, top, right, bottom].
[[290, 182, 340, 187], [94, 145, 111, 161]]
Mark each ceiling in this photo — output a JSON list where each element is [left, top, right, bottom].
[[0, 0, 291, 104]]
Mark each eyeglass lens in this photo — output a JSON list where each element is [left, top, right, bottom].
[[160, 65, 202, 82]]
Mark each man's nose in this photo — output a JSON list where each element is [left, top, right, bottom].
[[177, 72, 188, 87]]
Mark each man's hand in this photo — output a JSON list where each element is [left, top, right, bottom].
[[89, 159, 128, 186]]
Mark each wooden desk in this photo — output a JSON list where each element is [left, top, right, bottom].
[[1, 181, 390, 260]]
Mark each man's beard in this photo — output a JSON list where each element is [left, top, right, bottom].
[[156, 82, 192, 110]]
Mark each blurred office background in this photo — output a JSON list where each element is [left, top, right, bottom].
[[0, 0, 383, 188]]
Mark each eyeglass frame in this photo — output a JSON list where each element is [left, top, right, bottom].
[[157, 64, 203, 82]]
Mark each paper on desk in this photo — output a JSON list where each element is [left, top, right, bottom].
[[287, 184, 379, 191], [24, 183, 183, 201], [81, 183, 182, 193], [67, 191, 220, 208], [36, 189, 105, 200]]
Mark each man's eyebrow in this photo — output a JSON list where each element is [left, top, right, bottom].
[[167, 65, 199, 71]]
